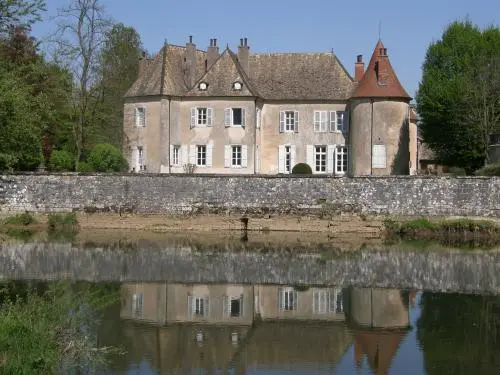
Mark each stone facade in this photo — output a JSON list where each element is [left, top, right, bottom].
[[0, 174, 499, 218]]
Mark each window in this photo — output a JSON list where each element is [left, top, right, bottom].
[[284, 146, 292, 173], [233, 81, 242, 90], [135, 146, 145, 171], [191, 107, 213, 127], [314, 146, 327, 173], [314, 111, 328, 132], [196, 145, 206, 166], [171, 145, 180, 166], [278, 287, 297, 311], [329, 111, 346, 132], [313, 289, 343, 314], [132, 293, 143, 317], [336, 146, 348, 174], [372, 144, 387, 168], [225, 108, 245, 127], [224, 295, 244, 317], [279, 111, 299, 133], [135, 107, 145, 127], [232, 145, 242, 167], [188, 296, 209, 318], [199, 82, 208, 91], [337, 111, 346, 132]]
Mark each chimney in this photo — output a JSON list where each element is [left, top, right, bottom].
[[138, 51, 149, 77], [355, 54, 364, 82], [206, 38, 219, 71], [237, 37, 250, 75], [185, 35, 197, 87]]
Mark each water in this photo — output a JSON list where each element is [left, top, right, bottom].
[[0, 232, 499, 374]]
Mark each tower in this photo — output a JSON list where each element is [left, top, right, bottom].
[[349, 41, 412, 176]]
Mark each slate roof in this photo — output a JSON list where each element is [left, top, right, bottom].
[[352, 40, 411, 100], [125, 42, 357, 100]]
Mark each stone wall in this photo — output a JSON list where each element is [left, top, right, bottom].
[[0, 174, 499, 217]]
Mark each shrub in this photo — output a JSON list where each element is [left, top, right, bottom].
[[475, 164, 500, 176], [76, 162, 93, 172], [447, 166, 466, 176], [49, 150, 74, 172], [47, 212, 78, 231], [4, 212, 36, 226], [0, 153, 18, 172], [291, 163, 313, 175], [88, 144, 128, 172]]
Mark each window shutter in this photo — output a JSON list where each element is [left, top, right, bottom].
[[329, 111, 337, 132], [131, 147, 138, 171], [313, 290, 318, 313], [224, 108, 231, 127], [256, 108, 261, 129], [143, 108, 147, 127], [240, 295, 244, 317], [306, 145, 314, 168], [372, 145, 387, 168], [241, 145, 248, 168], [278, 145, 285, 173], [207, 108, 213, 127], [291, 145, 297, 169], [142, 147, 147, 170], [314, 111, 320, 132], [190, 108, 197, 128], [327, 145, 335, 174], [188, 296, 193, 318], [241, 108, 246, 128], [279, 111, 285, 133], [181, 145, 188, 166], [224, 145, 231, 168], [189, 145, 196, 165], [278, 287, 283, 311], [343, 111, 350, 133], [321, 111, 328, 132], [206, 144, 213, 167], [135, 108, 139, 127], [136, 147, 141, 170], [223, 296, 229, 317], [204, 297, 210, 317], [294, 111, 299, 133], [169, 145, 174, 166]]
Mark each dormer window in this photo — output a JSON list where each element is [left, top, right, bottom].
[[199, 82, 208, 91], [233, 81, 242, 91]]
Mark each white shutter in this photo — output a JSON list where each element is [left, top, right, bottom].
[[294, 111, 299, 133], [241, 145, 248, 168], [206, 144, 213, 167], [241, 108, 246, 128], [343, 111, 350, 133], [224, 145, 231, 168], [188, 296, 193, 318], [143, 108, 147, 127], [327, 144, 335, 174], [181, 145, 188, 166], [278, 287, 283, 311], [291, 145, 296, 169], [189, 145, 196, 165], [136, 147, 141, 170], [204, 297, 210, 317], [279, 111, 285, 133], [321, 111, 328, 132], [306, 145, 314, 169], [131, 147, 138, 171], [278, 145, 285, 173], [190, 108, 196, 128], [256, 108, 261, 129], [169, 145, 174, 166], [224, 108, 231, 127], [329, 111, 337, 132], [207, 108, 213, 126], [142, 147, 147, 171], [314, 111, 320, 132], [223, 296, 229, 317], [372, 145, 387, 168]]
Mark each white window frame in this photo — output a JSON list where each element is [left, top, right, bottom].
[[314, 110, 328, 132], [312, 289, 343, 314], [188, 295, 209, 318], [231, 145, 242, 167], [285, 111, 295, 132], [196, 145, 207, 166], [137, 146, 145, 171], [278, 287, 297, 311], [225, 108, 245, 127], [135, 107, 145, 127], [223, 295, 244, 317], [336, 111, 346, 132], [172, 145, 180, 166], [336, 146, 348, 175], [372, 144, 387, 169], [132, 292, 144, 317], [191, 107, 213, 128], [314, 145, 327, 173]]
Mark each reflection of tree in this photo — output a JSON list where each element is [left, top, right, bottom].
[[417, 293, 500, 375]]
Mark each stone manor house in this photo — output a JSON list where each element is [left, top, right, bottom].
[[123, 36, 417, 176]]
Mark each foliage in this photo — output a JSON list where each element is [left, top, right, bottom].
[[49, 150, 74, 171], [88, 143, 127, 172], [385, 217, 499, 234], [291, 163, 313, 175], [417, 20, 500, 172], [47, 212, 78, 231], [475, 163, 500, 176], [3, 212, 36, 226], [76, 161, 93, 172], [0, 0, 46, 35], [447, 166, 466, 176], [0, 281, 121, 374]]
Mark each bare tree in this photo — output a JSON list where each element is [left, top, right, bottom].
[[49, 0, 110, 167]]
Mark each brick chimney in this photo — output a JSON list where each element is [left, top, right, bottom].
[[237, 37, 250, 75], [355, 54, 364, 82], [206, 38, 219, 71], [185, 35, 197, 88]]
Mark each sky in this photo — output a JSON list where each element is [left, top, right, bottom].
[[32, 0, 499, 98]]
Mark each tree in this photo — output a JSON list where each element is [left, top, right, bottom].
[[88, 143, 127, 172], [50, 0, 111, 168], [0, 0, 46, 35], [417, 21, 500, 172], [92, 23, 143, 148]]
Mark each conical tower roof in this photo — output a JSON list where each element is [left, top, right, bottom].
[[352, 40, 411, 100]]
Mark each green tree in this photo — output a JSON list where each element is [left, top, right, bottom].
[[0, 0, 46, 35], [416, 20, 500, 172], [88, 143, 127, 172]]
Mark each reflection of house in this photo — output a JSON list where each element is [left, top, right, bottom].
[[347, 287, 411, 375]]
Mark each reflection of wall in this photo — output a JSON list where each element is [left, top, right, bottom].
[[348, 288, 409, 328], [255, 285, 346, 321], [120, 283, 167, 325]]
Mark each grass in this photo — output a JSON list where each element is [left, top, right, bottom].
[[47, 213, 78, 231], [3, 212, 36, 226], [475, 164, 500, 176]]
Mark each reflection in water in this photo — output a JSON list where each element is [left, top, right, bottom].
[[97, 283, 415, 374]]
